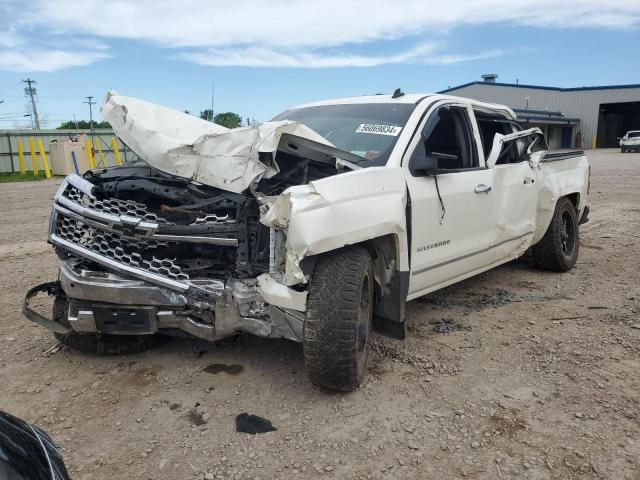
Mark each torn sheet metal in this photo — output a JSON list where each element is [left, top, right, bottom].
[[102, 91, 332, 194], [256, 273, 308, 311], [485, 127, 543, 168]]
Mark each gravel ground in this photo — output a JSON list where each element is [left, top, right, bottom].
[[0, 149, 639, 480]]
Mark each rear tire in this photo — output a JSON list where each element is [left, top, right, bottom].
[[531, 197, 579, 272], [303, 246, 374, 392], [52, 297, 166, 355]]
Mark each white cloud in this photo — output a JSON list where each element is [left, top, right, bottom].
[[0, 29, 22, 48], [180, 44, 512, 68], [426, 49, 514, 66], [181, 43, 437, 68], [2, 0, 638, 69], [0, 49, 111, 72], [28, 0, 640, 49]]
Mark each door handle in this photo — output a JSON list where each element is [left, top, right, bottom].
[[474, 184, 492, 194]]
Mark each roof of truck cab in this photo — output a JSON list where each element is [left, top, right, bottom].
[[293, 93, 433, 107], [291, 93, 516, 119]]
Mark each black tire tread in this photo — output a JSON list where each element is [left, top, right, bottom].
[[304, 246, 372, 392], [531, 197, 579, 272], [52, 297, 166, 355]]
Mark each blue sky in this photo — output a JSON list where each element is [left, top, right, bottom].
[[0, 0, 639, 127]]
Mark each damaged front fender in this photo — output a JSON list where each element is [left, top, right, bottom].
[[261, 167, 409, 286]]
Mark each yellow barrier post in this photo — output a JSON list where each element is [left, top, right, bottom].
[[17, 141, 26, 175], [95, 140, 107, 167], [111, 137, 123, 166], [592, 135, 596, 150], [85, 137, 96, 169], [28, 137, 38, 175], [36, 139, 52, 178]]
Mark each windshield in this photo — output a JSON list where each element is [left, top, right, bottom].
[[271, 103, 416, 165], [628, 131, 640, 138]]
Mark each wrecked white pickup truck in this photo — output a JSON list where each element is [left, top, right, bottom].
[[24, 91, 590, 391]]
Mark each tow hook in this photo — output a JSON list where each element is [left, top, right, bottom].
[[22, 282, 71, 335]]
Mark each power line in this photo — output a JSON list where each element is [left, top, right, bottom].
[[0, 114, 31, 119], [22, 78, 40, 129], [0, 95, 85, 99]]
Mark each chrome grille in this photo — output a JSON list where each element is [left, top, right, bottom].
[[55, 215, 190, 282], [193, 213, 233, 225], [64, 185, 168, 223]]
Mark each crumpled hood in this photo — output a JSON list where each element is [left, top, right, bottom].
[[101, 90, 332, 193]]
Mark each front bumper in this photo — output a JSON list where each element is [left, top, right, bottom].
[[23, 258, 305, 342], [621, 141, 640, 150], [27, 173, 310, 343]]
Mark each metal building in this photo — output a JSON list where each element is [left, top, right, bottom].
[[440, 75, 640, 149]]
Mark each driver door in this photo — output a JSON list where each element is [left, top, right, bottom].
[[404, 103, 497, 298]]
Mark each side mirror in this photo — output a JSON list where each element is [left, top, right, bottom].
[[412, 151, 458, 175], [412, 152, 437, 173]]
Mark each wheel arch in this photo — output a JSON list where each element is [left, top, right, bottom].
[[363, 234, 409, 340], [301, 234, 408, 339], [566, 192, 580, 211], [531, 195, 579, 272], [532, 191, 582, 246]]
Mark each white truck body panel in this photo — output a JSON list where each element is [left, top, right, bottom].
[[261, 167, 409, 286]]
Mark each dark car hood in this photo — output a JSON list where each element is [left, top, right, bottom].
[[0, 411, 69, 480]]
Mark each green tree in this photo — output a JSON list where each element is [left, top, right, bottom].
[[199, 110, 242, 128], [213, 112, 242, 129], [199, 109, 213, 121]]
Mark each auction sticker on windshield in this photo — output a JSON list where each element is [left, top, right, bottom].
[[355, 124, 402, 136]]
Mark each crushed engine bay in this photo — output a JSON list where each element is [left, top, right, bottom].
[[57, 151, 347, 285]]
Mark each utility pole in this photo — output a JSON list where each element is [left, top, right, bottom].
[[22, 78, 40, 129], [83, 96, 96, 146], [211, 82, 216, 122]]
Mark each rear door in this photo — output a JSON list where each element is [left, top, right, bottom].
[[481, 121, 547, 263]]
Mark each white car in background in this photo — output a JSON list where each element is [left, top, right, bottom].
[[620, 131, 640, 152]]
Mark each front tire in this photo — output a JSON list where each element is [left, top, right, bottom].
[[52, 297, 166, 355], [531, 197, 579, 272], [304, 246, 374, 392]]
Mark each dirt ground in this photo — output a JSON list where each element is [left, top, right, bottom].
[[0, 149, 639, 480]]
